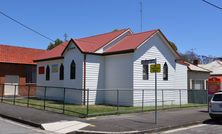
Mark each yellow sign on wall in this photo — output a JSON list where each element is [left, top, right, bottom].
[[150, 64, 161, 73], [51, 64, 58, 73]]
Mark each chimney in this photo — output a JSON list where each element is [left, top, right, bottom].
[[193, 59, 199, 66], [175, 59, 185, 64]]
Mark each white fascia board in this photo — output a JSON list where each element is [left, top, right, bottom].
[[95, 29, 132, 53], [156, 32, 181, 59]]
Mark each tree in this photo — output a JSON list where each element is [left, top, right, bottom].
[[47, 38, 63, 50], [112, 29, 119, 32], [169, 41, 178, 51], [180, 49, 199, 63], [180, 49, 216, 64]]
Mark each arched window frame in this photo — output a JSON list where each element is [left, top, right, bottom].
[[46, 65, 50, 81], [59, 64, 64, 80], [70, 60, 76, 79], [163, 62, 168, 80]]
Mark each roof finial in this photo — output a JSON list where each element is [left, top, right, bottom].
[[64, 33, 68, 41]]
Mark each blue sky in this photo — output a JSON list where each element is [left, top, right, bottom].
[[0, 0, 222, 56]]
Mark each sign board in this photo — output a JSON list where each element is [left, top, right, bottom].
[[208, 77, 221, 95], [150, 64, 161, 73], [141, 59, 156, 65], [51, 64, 58, 73]]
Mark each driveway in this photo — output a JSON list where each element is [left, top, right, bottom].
[[0, 117, 55, 134]]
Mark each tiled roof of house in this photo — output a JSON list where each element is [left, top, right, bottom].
[[199, 60, 222, 75], [34, 28, 179, 61], [185, 62, 211, 72], [0, 44, 46, 65]]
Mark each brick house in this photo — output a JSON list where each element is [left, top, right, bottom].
[[0, 44, 45, 96]]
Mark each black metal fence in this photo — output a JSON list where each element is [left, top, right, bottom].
[[0, 84, 208, 117]]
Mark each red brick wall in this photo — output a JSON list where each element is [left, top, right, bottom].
[[0, 63, 36, 96], [18, 84, 36, 96]]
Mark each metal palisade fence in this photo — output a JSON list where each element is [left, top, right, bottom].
[[0, 84, 208, 117]]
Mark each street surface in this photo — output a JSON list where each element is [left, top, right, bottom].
[[161, 119, 222, 134], [0, 117, 55, 134]]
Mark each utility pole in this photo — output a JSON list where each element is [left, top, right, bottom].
[[140, 0, 143, 32]]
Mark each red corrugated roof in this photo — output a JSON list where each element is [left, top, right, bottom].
[[34, 29, 173, 62], [35, 29, 130, 61], [76, 29, 129, 52], [35, 42, 69, 61], [104, 30, 158, 53], [0, 44, 46, 65]]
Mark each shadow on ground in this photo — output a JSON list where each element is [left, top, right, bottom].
[[198, 110, 208, 113], [203, 119, 222, 125]]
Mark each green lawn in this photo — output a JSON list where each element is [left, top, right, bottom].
[[1, 97, 207, 117]]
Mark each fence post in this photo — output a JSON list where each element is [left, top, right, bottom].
[[1, 84, 4, 103], [13, 85, 16, 105], [162, 89, 164, 109], [27, 85, 30, 107], [206, 89, 209, 111], [142, 90, 144, 112], [86, 88, 89, 117], [62, 88, 66, 114], [179, 90, 182, 108], [206, 89, 208, 103], [43, 86, 47, 110], [117, 89, 119, 113]]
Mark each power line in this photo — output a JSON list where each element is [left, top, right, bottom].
[[0, 10, 55, 42], [202, 0, 222, 10]]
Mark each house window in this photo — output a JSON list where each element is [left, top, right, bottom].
[[192, 80, 205, 89], [70, 60, 76, 79], [59, 64, 64, 80], [46, 65, 50, 81], [143, 65, 149, 80], [163, 62, 168, 80], [38, 66, 45, 74]]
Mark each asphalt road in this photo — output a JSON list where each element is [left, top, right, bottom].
[[0, 117, 55, 134], [161, 119, 222, 134]]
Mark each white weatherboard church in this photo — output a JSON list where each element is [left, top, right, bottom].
[[34, 29, 188, 106]]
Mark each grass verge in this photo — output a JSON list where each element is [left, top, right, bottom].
[[1, 97, 207, 118]]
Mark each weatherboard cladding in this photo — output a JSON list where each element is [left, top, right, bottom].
[[133, 34, 177, 89]]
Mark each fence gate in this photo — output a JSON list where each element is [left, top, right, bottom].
[[188, 90, 208, 104]]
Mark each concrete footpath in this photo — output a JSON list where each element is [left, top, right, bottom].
[[0, 103, 89, 133], [78, 107, 209, 134], [0, 103, 210, 134]]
